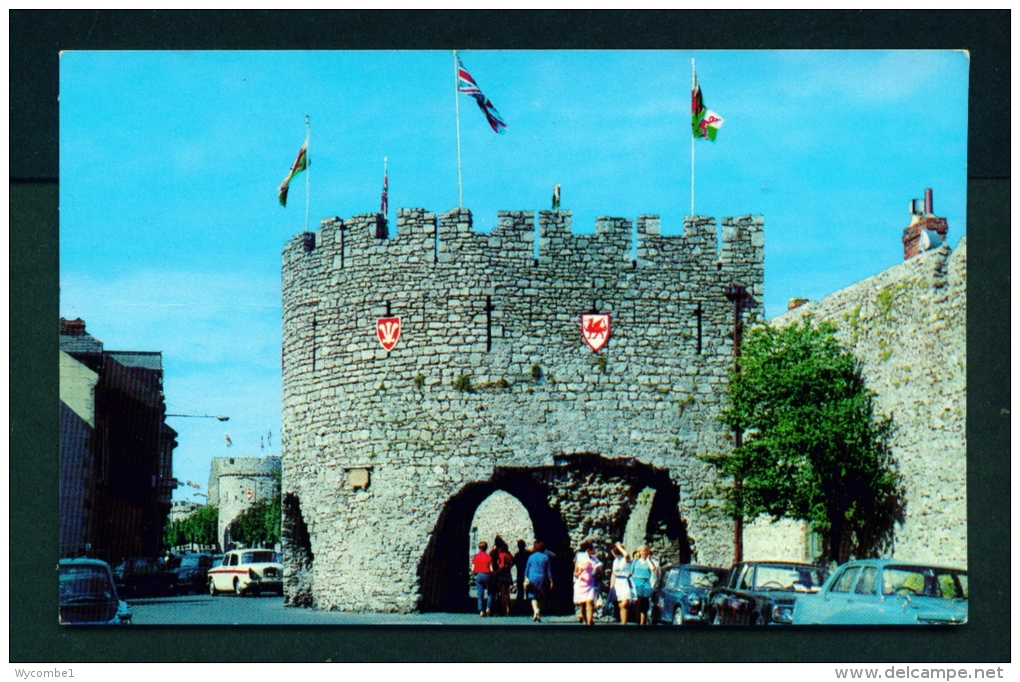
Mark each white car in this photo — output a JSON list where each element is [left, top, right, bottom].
[[207, 550, 283, 597]]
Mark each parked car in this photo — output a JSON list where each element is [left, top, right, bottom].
[[207, 549, 283, 597], [171, 553, 215, 594], [706, 560, 829, 625], [59, 558, 132, 624], [112, 557, 179, 598], [653, 563, 728, 625], [792, 559, 967, 625]]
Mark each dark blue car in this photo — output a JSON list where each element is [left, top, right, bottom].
[[653, 564, 727, 626]]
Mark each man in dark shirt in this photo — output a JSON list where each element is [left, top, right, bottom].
[[471, 540, 494, 616], [513, 539, 532, 614]]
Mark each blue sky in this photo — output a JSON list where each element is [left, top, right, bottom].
[[59, 50, 968, 502]]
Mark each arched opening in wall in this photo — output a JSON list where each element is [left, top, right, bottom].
[[641, 478, 693, 566], [622, 487, 656, 554], [469, 490, 536, 564], [282, 492, 314, 607], [467, 490, 535, 614], [418, 472, 574, 614], [614, 473, 693, 566]]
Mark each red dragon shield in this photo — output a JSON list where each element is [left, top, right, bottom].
[[580, 313, 610, 352]]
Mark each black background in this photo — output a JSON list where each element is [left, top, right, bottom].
[[11, 10, 1009, 662]]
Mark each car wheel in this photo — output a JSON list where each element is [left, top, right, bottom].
[[672, 608, 685, 626], [208, 578, 217, 596], [251, 584, 261, 598], [234, 578, 244, 596], [711, 609, 723, 626], [751, 612, 765, 626]]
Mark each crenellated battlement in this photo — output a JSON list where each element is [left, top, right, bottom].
[[284, 207, 764, 280]]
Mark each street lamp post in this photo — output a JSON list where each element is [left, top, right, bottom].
[[724, 281, 755, 565], [165, 414, 228, 505], [167, 414, 230, 421]]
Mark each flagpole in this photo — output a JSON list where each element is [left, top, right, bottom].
[[305, 115, 310, 233], [454, 50, 463, 209], [691, 59, 695, 219]]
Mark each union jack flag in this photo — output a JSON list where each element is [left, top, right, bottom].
[[457, 55, 507, 134], [381, 165, 388, 216]]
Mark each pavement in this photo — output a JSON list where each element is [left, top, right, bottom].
[[128, 594, 626, 626]]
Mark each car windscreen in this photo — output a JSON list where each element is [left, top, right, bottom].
[[883, 566, 968, 599], [881, 566, 928, 596], [754, 565, 827, 592], [60, 565, 114, 601], [179, 555, 204, 568], [242, 551, 277, 564], [686, 569, 724, 588]]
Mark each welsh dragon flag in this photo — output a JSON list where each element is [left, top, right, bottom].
[[692, 73, 724, 142], [278, 140, 308, 207]]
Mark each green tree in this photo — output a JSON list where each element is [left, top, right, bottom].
[[184, 505, 220, 550], [163, 505, 219, 552], [228, 471, 282, 549], [707, 319, 905, 564], [163, 519, 185, 550]]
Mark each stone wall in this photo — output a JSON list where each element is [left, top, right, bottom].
[[470, 491, 535, 556], [742, 517, 810, 562], [281, 206, 764, 612], [775, 240, 966, 567]]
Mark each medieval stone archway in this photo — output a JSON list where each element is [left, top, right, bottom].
[[416, 454, 693, 614], [417, 470, 574, 614]]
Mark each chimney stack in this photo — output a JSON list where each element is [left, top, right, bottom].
[[902, 188, 948, 260], [60, 317, 87, 335]]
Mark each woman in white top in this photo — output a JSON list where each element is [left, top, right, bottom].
[[610, 542, 634, 625]]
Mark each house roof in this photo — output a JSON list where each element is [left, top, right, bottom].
[[107, 351, 162, 371], [59, 332, 104, 355]]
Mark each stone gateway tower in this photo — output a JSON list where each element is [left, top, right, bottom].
[[281, 207, 763, 612]]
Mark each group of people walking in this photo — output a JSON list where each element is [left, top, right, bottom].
[[472, 536, 554, 621], [471, 535, 660, 624], [574, 541, 660, 625]]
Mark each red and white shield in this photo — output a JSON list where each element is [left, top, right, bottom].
[[581, 313, 610, 352], [245, 489, 254, 500], [377, 316, 401, 352]]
